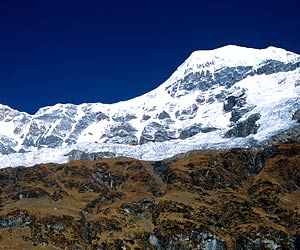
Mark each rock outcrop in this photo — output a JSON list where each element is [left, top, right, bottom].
[[224, 113, 261, 138]]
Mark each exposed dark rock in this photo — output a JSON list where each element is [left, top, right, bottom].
[[234, 237, 289, 250], [158, 111, 170, 120], [153, 161, 172, 184], [65, 150, 116, 161], [104, 123, 138, 145], [142, 114, 151, 121], [224, 113, 261, 138], [52, 189, 69, 201], [140, 122, 176, 144], [292, 109, 300, 122], [0, 211, 32, 228], [269, 126, 300, 144], [37, 135, 64, 148], [150, 231, 226, 250], [201, 127, 218, 133], [179, 124, 220, 139], [95, 112, 109, 121], [18, 148, 27, 153], [78, 179, 105, 193], [294, 235, 300, 250], [112, 114, 137, 123], [22, 123, 44, 146], [0, 135, 17, 155], [0, 142, 16, 155], [230, 107, 254, 123], [214, 66, 253, 89], [223, 96, 237, 112], [207, 96, 215, 104], [15, 187, 49, 200], [179, 123, 202, 139], [215, 90, 228, 102], [175, 104, 198, 120], [223, 92, 247, 113], [155, 130, 175, 142], [255, 59, 300, 76], [165, 66, 254, 97], [195, 95, 205, 104]]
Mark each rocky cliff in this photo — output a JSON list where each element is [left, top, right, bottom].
[[0, 143, 299, 249]]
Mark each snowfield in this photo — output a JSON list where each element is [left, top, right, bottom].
[[0, 45, 300, 168]]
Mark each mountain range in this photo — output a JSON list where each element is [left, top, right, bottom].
[[1, 45, 300, 168], [0, 45, 300, 249]]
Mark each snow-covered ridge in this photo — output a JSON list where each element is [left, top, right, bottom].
[[166, 45, 299, 86], [189, 45, 298, 65], [1, 45, 300, 168]]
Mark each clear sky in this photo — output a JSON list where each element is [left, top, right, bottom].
[[0, 0, 299, 114]]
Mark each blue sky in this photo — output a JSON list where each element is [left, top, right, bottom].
[[0, 0, 299, 114]]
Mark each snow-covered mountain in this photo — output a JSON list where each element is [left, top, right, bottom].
[[1, 45, 300, 168]]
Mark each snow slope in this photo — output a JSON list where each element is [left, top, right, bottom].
[[0, 45, 300, 168]]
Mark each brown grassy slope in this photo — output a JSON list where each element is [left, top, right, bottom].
[[0, 144, 299, 249]]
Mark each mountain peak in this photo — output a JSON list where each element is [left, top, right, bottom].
[[185, 45, 299, 69]]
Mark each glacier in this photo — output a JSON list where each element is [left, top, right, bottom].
[[0, 45, 300, 168]]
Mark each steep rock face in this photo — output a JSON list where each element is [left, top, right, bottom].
[[0, 143, 299, 249], [0, 46, 300, 167], [102, 123, 139, 145], [140, 122, 176, 144], [224, 113, 261, 138], [166, 65, 253, 97]]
